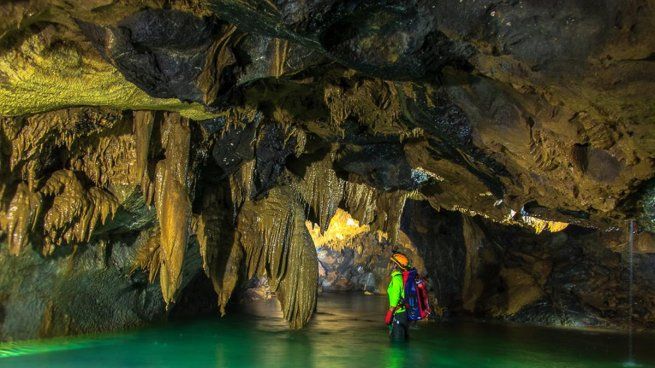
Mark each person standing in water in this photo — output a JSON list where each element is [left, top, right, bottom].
[[385, 251, 410, 342]]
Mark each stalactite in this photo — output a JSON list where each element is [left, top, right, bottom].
[[3, 109, 123, 189], [134, 111, 227, 307], [293, 153, 344, 232], [276, 227, 317, 329], [236, 187, 318, 328], [5, 183, 42, 255], [153, 113, 192, 306], [215, 236, 244, 315], [68, 129, 137, 189], [195, 211, 216, 278], [40, 170, 119, 255], [372, 191, 410, 243], [291, 151, 409, 242], [194, 187, 244, 316], [229, 160, 255, 213], [132, 227, 162, 283], [133, 111, 155, 202], [0, 110, 140, 256], [342, 181, 377, 225]]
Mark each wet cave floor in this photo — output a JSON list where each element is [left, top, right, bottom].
[[1, 294, 654, 368]]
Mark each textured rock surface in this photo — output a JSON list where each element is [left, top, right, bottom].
[[0, 0, 653, 341], [0, 235, 178, 341], [402, 200, 655, 329], [0, 26, 214, 119]]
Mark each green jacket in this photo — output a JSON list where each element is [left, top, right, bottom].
[[387, 270, 405, 314]]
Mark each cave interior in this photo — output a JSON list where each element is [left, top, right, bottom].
[[0, 0, 654, 342]]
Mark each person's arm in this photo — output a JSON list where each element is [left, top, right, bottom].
[[385, 274, 402, 324], [387, 275, 402, 309]]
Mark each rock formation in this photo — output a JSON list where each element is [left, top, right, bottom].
[[0, 0, 653, 340]]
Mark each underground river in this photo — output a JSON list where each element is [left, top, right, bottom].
[[1, 293, 653, 368]]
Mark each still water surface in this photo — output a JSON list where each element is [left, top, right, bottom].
[[1, 293, 653, 368]]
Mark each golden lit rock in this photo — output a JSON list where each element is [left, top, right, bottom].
[[306, 208, 370, 249], [40, 170, 119, 255], [236, 187, 318, 328], [521, 215, 569, 234], [0, 32, 215, 120], [153, 114, 192, 306], [4, 183, 42, 255]]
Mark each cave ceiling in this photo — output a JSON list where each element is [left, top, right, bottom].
[[0, 0, 654, 327]]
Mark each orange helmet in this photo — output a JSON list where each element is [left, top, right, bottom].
[[390, 252, 410, 270]]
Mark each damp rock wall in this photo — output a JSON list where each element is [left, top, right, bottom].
[[402, 200, 655, 329]]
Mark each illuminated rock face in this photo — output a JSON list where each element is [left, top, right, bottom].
[[307, 209, 425, 293], [0, 0, 654, 340]]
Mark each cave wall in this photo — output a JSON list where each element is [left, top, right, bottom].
[[401, 200, 467, 312], [402, 200, 655, 329], [0, 236, 160, 341]]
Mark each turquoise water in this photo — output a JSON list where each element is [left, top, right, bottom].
[[1, 294, 653, 368]]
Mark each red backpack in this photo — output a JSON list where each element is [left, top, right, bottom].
[[402, 268, 432, 321]]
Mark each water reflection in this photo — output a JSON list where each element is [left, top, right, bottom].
[[383, 344, 407, 368], [1, 293, 654, 368]]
